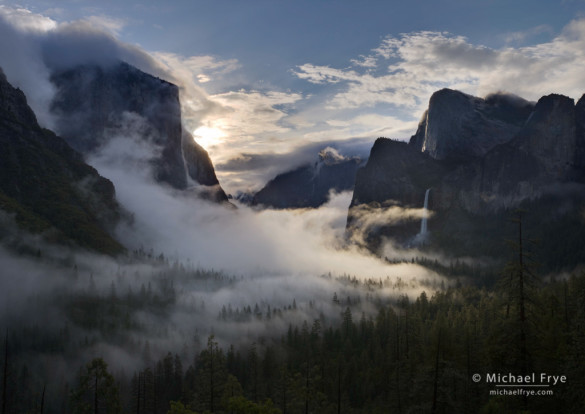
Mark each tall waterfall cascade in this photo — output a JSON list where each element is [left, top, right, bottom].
[[412, 188, 431, 246], [420, 188, 431, 235]]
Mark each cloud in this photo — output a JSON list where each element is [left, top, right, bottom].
[[0, 6, 175, 129], [347, 202, 429, 246], [351, 55, 378, 68], [77, 130, 442, 318], [184, 55, 240, 78], [295, 64, 350, 85], [40, 20, 166, 74], [0, 6, 57, 32], [153, 52, 240, 87], [504, 24, 553, 45], [295, 63, 424, 110], [0, 226, 439, 373], [216, 137, 373, 193], [84, 15, 127, 35], [185, 89, 304, 176], [0, 7, 57, 127], [145, 52, 228, 133], [294, 20, 585, 116], [151, 52, 307, 181], [318, 146, 346, 162], [1, 5, 164, 76], [325, 113, 418, 139], [82, 120, 420, 281], [206, 89, 302, 144]]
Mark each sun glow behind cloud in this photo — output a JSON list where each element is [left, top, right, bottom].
[[193, 125, 226, 151]]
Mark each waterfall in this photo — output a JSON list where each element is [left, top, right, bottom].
[[412, 188, 431, 246], [420, 188, 430, 235]]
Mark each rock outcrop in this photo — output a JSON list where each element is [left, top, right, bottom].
[[0, 68, 124, 254]]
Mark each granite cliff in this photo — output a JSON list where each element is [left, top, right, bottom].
[[410, 89, 534, 160], [50, 61, 227, 201]]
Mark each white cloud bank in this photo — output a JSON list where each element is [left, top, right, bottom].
[[294, 20, 585, 117]]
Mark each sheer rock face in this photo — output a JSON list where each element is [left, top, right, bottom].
[[410, 89, 534, 161], [0, 68, 124, 254], [349, 89, 585, 264], [50, 61, 226, 200]]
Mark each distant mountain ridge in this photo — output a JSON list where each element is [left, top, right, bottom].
[[252, 147, 364, 209], [50, 61, 228, 202], [0, 68, 124, 254], [348, 89, 585, 270]]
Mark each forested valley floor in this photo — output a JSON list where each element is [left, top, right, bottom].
[[1, 245, 584, 414]]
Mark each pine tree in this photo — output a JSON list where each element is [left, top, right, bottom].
[[70, 358, 121, 414], [499, 211, 539, 376], [193, 335, 227, 412]]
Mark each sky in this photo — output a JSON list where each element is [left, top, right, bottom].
[[2, 0, 585, 193]]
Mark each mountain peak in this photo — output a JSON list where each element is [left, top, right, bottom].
[[253, 147, 363, 209]]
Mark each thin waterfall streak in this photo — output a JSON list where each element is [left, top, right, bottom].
[[420, 188, 430, 235]]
